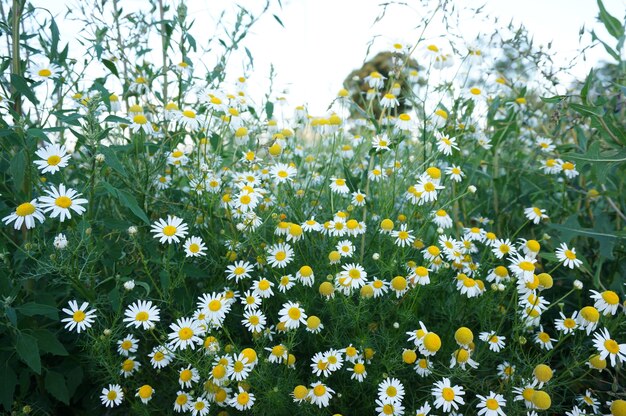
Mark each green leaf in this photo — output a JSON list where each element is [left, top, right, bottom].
[[580, 69, 594, 104], [547, 216, 621, 260], [0, 364, 17, 411], [265, 101, 274, 120], [134, 281, 151, 296], [273, 14, 285, 28], [15, 333, 41, 374], [159, 270, 170, 292], [50, 19, 60, 57], [45, 370, 70, 405], [9, 149, 25, 194], [32, 330, 68, 356], [16, 302, 59, 320], [597, 0, 624, 39], [98, 146, 127, 176], [569, 102, 604, 117], [10, 74, 39, 105], [591, 30, 621, 61], [117, 190, 150, 225], [102, 58, 119, 78], [102, 182, 150, 224], [103, 115, 130, 124]]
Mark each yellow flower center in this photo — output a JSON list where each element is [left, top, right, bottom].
[[313, 385, 326, 397], [122, 359, 135, 372], [107, 391, 117, 400], [73, 310, 86, 322], [604, 339, 619, 354], [442, 387, 455, 401], [176, 394, 188, 405], [47, 155, 62, 166], [519, 261, 535, 272], [182, 109, 196, 119], [135, 311, 149, 321], [209, 300, 222, 312], [55, 196, 72, 208], [178, 327, 193, 340], [16, 202, 36, 217], [133, 114, 148, 125], [237, 392, 249, 405], [138, 385, 152, 399], [275, 251, 286, 261], [602, 290, 619, 305], [38, 68, 53, 77], [288, 307, 301, 320], [120, 340, 132, 350], [427, 44, 439, 52], [486, 398, 499, 410], [194, 401, 205, 410], [162, 225, 177, 236], [564, 250, 576, 260], [180, 369, 193, 381]]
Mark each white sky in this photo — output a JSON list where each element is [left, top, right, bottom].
[[30, 0, 626, 115]]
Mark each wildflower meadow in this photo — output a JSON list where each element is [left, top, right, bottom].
[[1, 0, 625, 415]]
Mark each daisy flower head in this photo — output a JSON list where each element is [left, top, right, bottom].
[[415, 176, 444, 203], [446, 164, 465, 182], [509, 254, 537, 283], [435, 131, 459, 156], [555, 311, 579, 334], [590, 290, 620, 315], [577, 306, 600, 335], [61, 300, 96, 333], [130, 113, 154, 134], [2, 199, 46, 230], [339, 262, 368, 289], [555, 242, 583, 269], [177, 108, 201, 130], [149, 345, 174, 369], [38, 184, 88, 222], [496, 362, 516, 380], [534, 326, 557, 350], [330, 177, 350, 195], [27, 61, 61, 81], [120, 356, 141, 378], [270, 163, 297, 184], [432, 209, 453, 228], [150, 215, 189, 244], [225, 260, 253, 282], [229, 386, 255, 411], [391, 224, 415, 247], [168, 317, 204, 351], [476, 391, 506, 416], [184, 236, 207, 257], [560, 160, 579, 179], [524, 207, 548, 224], [34, 143, 71, 174], [197, 292, 231, 325], [116, 334, 139, 356], [307, 381, 334, 408], [123, 300, 160, 330], [242, 309, 266, 333], [173, 391, 192, 413], [480, 331, 506, 352], [178, 365, 200, 388], [592, 328, 626, 367], [265, 344, 288, 364], [100, 384, 124, 408], [266, 242, 294, 268], [348, 360, 367, 382], [375, 397, 405, 416], [380, 92, 399, 109], [378, 377, 405, 404], [431, 377, 465, 413], [365, 71, 386, 89], [278, 301, 307, 330]]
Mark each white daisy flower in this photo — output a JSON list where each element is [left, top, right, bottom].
[[183, 236, 207, 257], [34, 143, 71, 174], [100, 384, 123, 408], [431, 377, 465, 413], [476, 391, 506, 416], [150, 215, 189, 244], [590, 290, 620, 315], [167, 317, 204, 351], [61, 300, 96, 333], [592, 328, 626, 367], [116, 334, 139, 356], [555, 242, 583, 269], [123, 300, 160, 330], [278, 301, 307, 330], [38, 184, 88, 222], [307, 381, 334, 408], [2, 199, 46, 230]]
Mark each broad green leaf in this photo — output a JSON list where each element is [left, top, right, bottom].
[[117, 190, 150, 225], [104, 115, 130, 124], [134, 281, 151, 296], [265, 101, 274, 120], [547, 216, 621, 260], [45, 370, 70, 405], [580, 69, 594, 104], [10, 74, 39, 105], [0, 363, 17, 411], [32, 329, 68, 356], [569, 103, 604, 117], [9, 149, 25, 193], [15, 333, 41, 374], [102, 58, 119, 78], [597, 0, 624, 39], [98, 146, 127, 176], [16, 302, 59, 320]]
